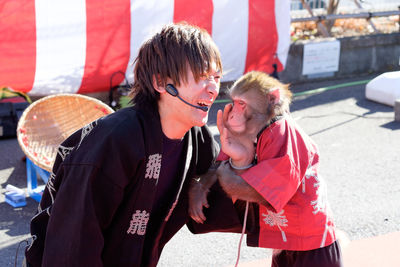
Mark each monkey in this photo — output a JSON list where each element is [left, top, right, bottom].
[[189, 71, 342, 266], [215, 72, 292, 207], [189, 71, 291, 223]]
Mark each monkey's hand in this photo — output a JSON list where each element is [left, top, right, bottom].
[[188, 168, 218, 224], [217, 109, 255, 164]]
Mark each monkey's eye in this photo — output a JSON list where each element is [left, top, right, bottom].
[[233, 100, 246, 110]]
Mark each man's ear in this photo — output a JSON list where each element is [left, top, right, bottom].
[[152, 75, 165, 93]]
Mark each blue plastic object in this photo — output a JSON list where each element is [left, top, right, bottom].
[[5, 191, 27, 207], [26, 157, 50, 202]]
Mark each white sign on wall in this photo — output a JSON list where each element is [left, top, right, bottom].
[[302, 40, 340, 76]]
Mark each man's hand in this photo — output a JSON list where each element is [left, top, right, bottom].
[[188, 167, 219, 224], [188, 179, 210, 224]]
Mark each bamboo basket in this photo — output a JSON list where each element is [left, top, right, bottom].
[[17, 94, 114, 172]]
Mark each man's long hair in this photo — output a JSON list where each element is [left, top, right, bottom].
[[130, 23, 222, 108]]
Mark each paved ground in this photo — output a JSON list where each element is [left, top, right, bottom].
[[1, 73, 399, 266]]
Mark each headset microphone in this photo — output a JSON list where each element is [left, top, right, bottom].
[[165, 84, 209, 112]]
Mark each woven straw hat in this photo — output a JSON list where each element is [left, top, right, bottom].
[[17, 94, 114, 172]]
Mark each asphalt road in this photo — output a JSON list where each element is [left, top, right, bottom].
[[1, 74, 399, 267]]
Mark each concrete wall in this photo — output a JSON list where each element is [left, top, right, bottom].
[[280, 33, 400, 84]]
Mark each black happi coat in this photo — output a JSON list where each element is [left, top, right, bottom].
[[25, 104, 240, 267]]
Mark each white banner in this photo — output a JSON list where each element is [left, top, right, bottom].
[[0, 0, 290, 95]]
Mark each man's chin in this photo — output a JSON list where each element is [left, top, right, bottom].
[[189, 112, 209, 127], [196, 118, 208, 127], [197, 121, 207, 127]]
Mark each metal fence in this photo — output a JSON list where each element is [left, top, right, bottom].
[[290, 0, 400, 37], [291, 0, 400, 13]]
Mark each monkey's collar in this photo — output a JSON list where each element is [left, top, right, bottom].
[[229, 158, 254, 170]]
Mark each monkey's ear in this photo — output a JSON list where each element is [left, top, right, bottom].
[[269, 87, 280, 104]]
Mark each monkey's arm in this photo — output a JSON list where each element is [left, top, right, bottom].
[[189, 163, 220, 224], [216, 161, 274, 210]]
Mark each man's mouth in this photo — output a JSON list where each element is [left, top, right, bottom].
[[197, 100, 211, 108]]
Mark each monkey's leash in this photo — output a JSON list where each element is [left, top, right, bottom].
[[234, 200, 250, 267]]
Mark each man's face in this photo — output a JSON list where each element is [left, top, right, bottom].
[[167, 62, 221, 127]]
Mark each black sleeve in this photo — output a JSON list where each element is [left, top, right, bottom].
[[42, 165, 124, 267], [28, 112, 145, 267], [194, 125, 220, 175]]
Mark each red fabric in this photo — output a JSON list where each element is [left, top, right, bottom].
[[0, 0, 36, 93], [0, 1, 287, 94], [78, 0, 131, 93], [245, 0, 279, 74], [241, 116, 336, 251], [173, 0, 213, 35], [0, 96, 27, 103], [216, 150, 229, 162]]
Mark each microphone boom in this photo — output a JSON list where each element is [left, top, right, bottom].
[[166, 84, 208, 112]]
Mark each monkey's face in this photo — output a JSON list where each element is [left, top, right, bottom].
[[226, 89, 268, 136]]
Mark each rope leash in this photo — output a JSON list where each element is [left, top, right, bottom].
[[234, 200, 249, 267]]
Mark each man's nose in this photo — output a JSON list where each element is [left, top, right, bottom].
[[206, 79, 219, 96]]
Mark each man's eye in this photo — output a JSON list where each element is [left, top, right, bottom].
[[201, 73, 221, 81]]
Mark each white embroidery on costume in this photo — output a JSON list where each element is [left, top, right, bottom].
[[26, 235, 37, 251], [30, 205, 50, 222], [306, 168, 330, 247], [57, 145, 74, 161], [320, 215, 329, 247], [311, 174, 327, 215], [262, 210, 288, 242], [37, 204, 42, 213], [45, 207, 51, 216], [303, 164, 317, 193], [127, 210, 150, 236], [145, 153, 162, 180], [76, 120, 98, 149], [46, 172, 57, 203]]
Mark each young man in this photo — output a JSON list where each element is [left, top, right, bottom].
[[24, 23, 240, 267]]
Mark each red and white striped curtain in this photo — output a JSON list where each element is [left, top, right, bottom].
[[0, 0, 290, 96]]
